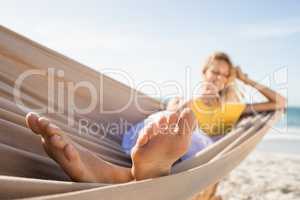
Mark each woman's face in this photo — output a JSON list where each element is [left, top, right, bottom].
[[203, 59, 230, 92]]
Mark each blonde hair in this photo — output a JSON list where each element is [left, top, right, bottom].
[[202, 52, 244, 103]]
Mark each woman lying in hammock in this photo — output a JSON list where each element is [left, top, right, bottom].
[[25, 52, 286, 183]]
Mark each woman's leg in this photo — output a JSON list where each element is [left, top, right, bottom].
[[26, 112, 133, 183], [192, 182, 222, 200], [26, 108, 195, 183]]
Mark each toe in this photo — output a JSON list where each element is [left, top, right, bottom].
[[26, 112, 43, 134], [64, 144, 79, 162], [158, 115, 167, 123], [47, 123, 63, 136], [167, 112, 179, 133], [136, 124, 155, 147], [40, 137, 54, 158], [37, 117, 51, 136], [168, 112, 179, 124], [158, 116, 168, 134], [49, 135, 66, 149]]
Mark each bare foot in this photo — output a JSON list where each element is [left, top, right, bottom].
[[26, 112, 132, 183], [131, 108, 196, 180]]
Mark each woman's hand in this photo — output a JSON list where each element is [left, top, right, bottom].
[[235, 66, 249, 84], [234, 66, 286, 113], [197, 84, 220, 107], [166, 97, 183, 111], [199, 95, 220, 107]]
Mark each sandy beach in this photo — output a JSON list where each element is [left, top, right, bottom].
[[217, 151, 300, 200]]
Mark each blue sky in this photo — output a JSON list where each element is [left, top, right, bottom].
[[1, 0, 299, 106]]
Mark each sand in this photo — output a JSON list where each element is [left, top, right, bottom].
[[217, 151, 300, 200]]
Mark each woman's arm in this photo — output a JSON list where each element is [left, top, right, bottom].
[[236, 67, 287, 114]]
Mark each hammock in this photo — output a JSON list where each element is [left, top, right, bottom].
[[0, 25, 283, 200]]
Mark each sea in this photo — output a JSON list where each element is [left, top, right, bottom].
[[257, 107, 300, 155]]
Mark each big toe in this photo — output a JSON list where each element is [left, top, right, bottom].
[[136, 123, 155, 147], [26, 112, 43, 135]]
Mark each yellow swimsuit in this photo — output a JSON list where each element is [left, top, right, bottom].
[[191, 99, 246, 136]]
